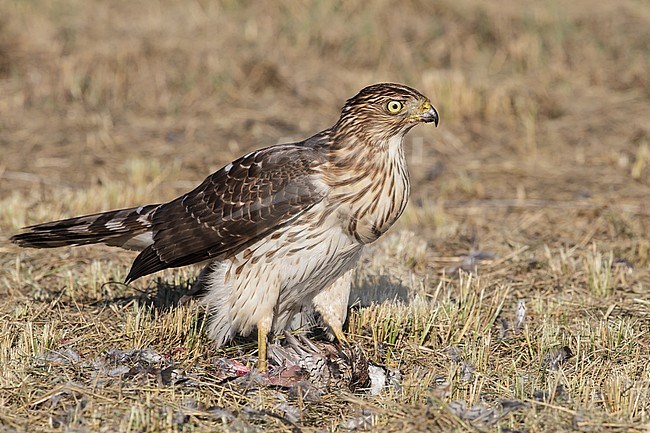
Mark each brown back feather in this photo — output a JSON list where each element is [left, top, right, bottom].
[[125, 143, 328, 282]]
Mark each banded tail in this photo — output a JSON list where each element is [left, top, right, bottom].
[[10, 204, 160, 251]]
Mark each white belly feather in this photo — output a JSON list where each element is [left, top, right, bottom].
[[200, 202, 362, 346]]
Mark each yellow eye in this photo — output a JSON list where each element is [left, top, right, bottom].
[[386, 100, 404, 114]]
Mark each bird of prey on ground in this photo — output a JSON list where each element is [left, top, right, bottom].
[[11, 83, 439, 371]]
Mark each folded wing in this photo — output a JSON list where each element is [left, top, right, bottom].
[[125, 145, 327, 282]]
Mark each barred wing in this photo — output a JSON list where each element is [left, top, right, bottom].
[[125, 145, 326, 282], [10, 205, 158, 249]]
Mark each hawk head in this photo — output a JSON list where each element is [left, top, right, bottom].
[[336, 83, 439, 142]]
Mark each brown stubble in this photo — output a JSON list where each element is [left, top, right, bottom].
[[1, 0, 649, 432]]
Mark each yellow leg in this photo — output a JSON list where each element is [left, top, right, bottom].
[[312, 269, 353, 348], [257, 324, 268, 372]]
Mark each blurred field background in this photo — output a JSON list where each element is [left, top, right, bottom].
[[0, 0, 649, 432]]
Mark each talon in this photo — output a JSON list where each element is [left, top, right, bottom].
[[334, 329, 349, 347]]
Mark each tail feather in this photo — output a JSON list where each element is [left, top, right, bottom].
[[10, 204, 160, 250]]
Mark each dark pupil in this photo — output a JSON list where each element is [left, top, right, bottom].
[[391, 102, 399, 110]]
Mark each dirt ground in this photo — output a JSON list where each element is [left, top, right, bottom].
[[0, 1, 649, 432]]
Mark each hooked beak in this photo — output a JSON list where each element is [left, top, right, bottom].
[[419, 104, 439, 127]]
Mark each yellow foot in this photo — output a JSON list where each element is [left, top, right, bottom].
[[334, 328, 349, 347]]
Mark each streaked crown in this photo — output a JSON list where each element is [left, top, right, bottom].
[[336, 83, 439, 141]]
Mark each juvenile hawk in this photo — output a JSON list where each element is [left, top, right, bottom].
[[11, 83, 439, 370]]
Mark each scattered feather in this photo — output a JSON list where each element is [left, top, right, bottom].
[[37, 345, 82, 366], [543, 346, 574, 370], [339, 409, 374, 430], [514, 299, 526, 332], [533, 384, 567, 403], [447, 399, 527, 427], [447, 251, 496, 274]]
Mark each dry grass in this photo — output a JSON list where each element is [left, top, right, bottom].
[[1, 0, 649, 431]]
